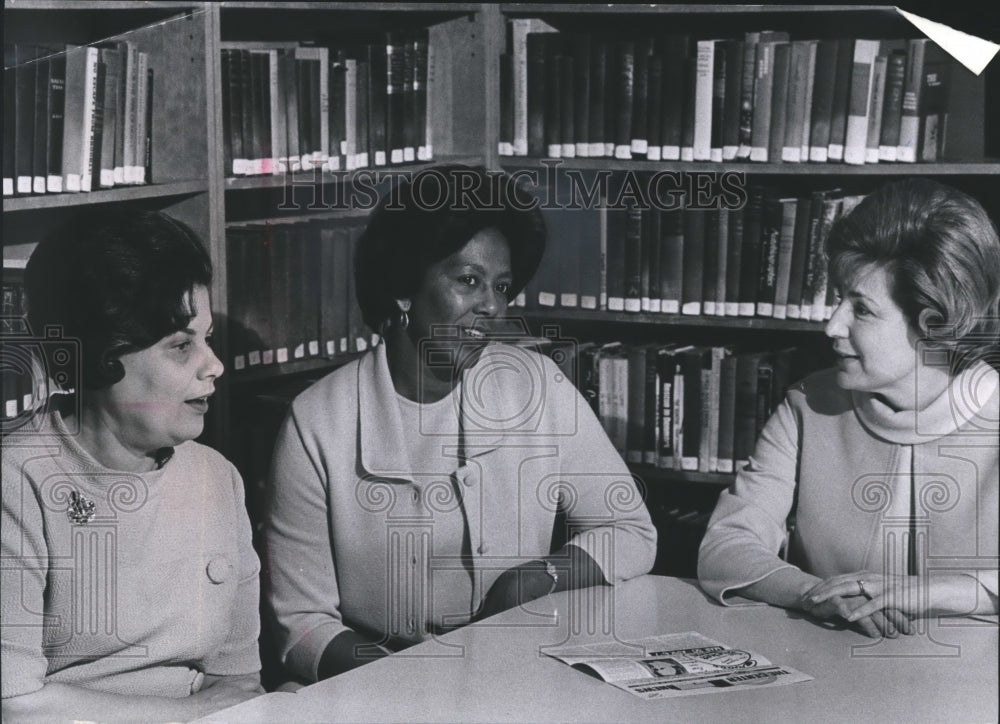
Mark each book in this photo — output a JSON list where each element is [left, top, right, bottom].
[[578, 202, 603, 310], [799, 188, 836, 321], [588, 35, 609, 157], [630, 39, 651, 158], [386, 33, 406, 164], [724, 207, 744, 316], [613, 40, 636, 160], [785, 196, 812, 319], [710, 40, 728, 162], [31, 51, 50, 194], [808, 193, 844, 322], [598, 343, 628, 455], [701, 345, 729, 473], [3, 46, 16, 196], [401, 37, 417, 162], [734, 350, 771, 469], [714, 208, 729, 317], [645, 53, 663, 160], [738, 186, 764, 316], [681, 209, 705, 316], [626, 344, 649, 464], [604, 202, 627, 312], [542, 37, 563, 158], [640, 206, 658, 313], [121, 41, 140, 183], [878, 49, 907, 161], [659, 207, 684, 314], [897, 38, 929, 163], [679, 54, 697, 162], [87, 54, 107, 192], [736, 32, 759, 160], [771, 197, 798, 319], [571, 32, 592, 158], [414, 32, 431, 161], [498, 51, 514, 156], [693, 39, 717, 162], [782, 40, 815, 163], [219, 49, 240, 175], [808, 39, 838, 163], [721, 39, 744, 161], [526, 30, 551, 157], [755, 195, 782, 318], [766, 41, 791, 164], [656, 344, 684, 469], [827, 38, 855, 162], [354, 55, 370, 169], [96, 46, 120, 188], [511, 18, 557, 156], [297, 45, 329, 167], [918, 47, 951, 162], [717, 352, 738, 473], [138, 54, 153, 183], [680, 346, 708, 471], [624, 204, 643, 312], [365, 42, 387, 168], [14, 45, 44, 195], [659, 34, 688, 161], [61, 44, 99, 193], [559, 52, 576, 158], [701, 209, 720, 316], [44, 46, 67, 193], [843, 39, 880, 165], [864, 53, 888, 164], [749, 34, 789, 162]]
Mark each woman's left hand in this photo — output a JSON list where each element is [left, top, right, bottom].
[[805, 572, 926, 626]]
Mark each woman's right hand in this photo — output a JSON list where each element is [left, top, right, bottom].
[[797, 577, 913, 639]]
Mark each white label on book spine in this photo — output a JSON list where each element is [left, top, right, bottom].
[[749, 147, 767, 162], [587, 142, 604, 157], [390, 150, 403, 164], [100, 170, 115, 188], [614, 145, 631, 160], [722, 146, 738, 160], [625, 298, 641, 313], [681, 302, 700, 315], [681, 148, 694, 162], [649, 299, 661, 313], [827, 144, 844, 161], [631, 139, 648, 155], [32, 177, 45, 194], [662, 300, 679, 314], [3, 179, 12, 196], [562, 144, 575, 158], [276, 348, 289, 364], [262, 350, 274, 365], [773, 304, 787, 319], [404, 148, 415, 162], [293, 344, 305, 359], [808, 147, 828, 163], [248, 351, 261, 366], [787, 305, 801, 319], [356, 337, 368, 352], [548, 144, 563, 158], [608, 297, 625, 312], [703, 301, 716, 316], [738, 302, 755, 316], [374, 151, 387, 166], [725, 302, 739, 316], [757, 302, 773, 317], [576, 142, 589, 157], [647, 147, 661, 161], [580, 295, 597, 310], [326, 341, 336, 356], [234, 355, 246, 371], [710, 149, 722, 162], [309, 340, 320, 356], [499, 142, 514, 156], [662, 145, 680, 161], [879, 145, 897, 162], [538, 292, 557, 307], [17, 177, 32, 194], [641, 298, 650, 312], [512, 140, 527, 156], [782, 147, 801, 163], [560, 293, 578, 307], [6, 400, 17, 418], [865, 148, 880, 163]]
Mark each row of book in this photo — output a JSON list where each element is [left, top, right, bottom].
[[220, 32, 432, 179], [499, 21, 954, 165], [572, 341, 820, 475], [226, 220, 378, 373], [3, 42, 153, 197], [1, 276, 39, 424], [512, 185, 862, 322]]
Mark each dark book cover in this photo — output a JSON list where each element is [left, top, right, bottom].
[[355, 57, 371, 167], [319, 225, 348, 357], [301, 222, 322, 357], [766, 41, 790, 165], [248, 223, 274, 364], [3, 45, 17, 196], [710, 40, 727, 162], [588, 36, 608, 157], [717, 353, 738, 473], [613, 40, 635, 160], [526, 31, 550, 157], [701, 209, 720, 316], [785, 196, 812, 319], [772, 197, 798, 319], [385, 32, 406, 163], [255, 52, 274, 171], [44, 46, 66, 192], [680, 346, 707, 471], [141, 65, 153, 183], [801, 188, 842, 321], [578, 204, 603, 310], [557, 206, 582, 309], [714, 208, 729, 316], [558, 53, 575, 157], [220, 49, 237, 175], [918, 48, 952, 162], [294, 56, 314, 164], [736, 33, 758, 160], [280, 49, 300, 169], [414, 32, 430, 160], [641, 343, 661, 465], [681, 208, 705, 315], [680, 53, 697, 161], [347, 225, 373, 352], [641, 205, 662, 313], [367, 43, 389, 166], [225, 227, 250, 369], [749, 38, 784, 162], [827, 37, 856, 162], [88, 56, 107, 191], [623, 204, 643, 312], [274, 226, 297, 362], [604, 205, 627, 312], [14, 44, 42, 194], [32, 53, 50, 193], [626, 344, 648, 464], [782, 39, 814, 162], [656, 344, 683, 467], [571, 32, 591, 157], [328, 50, 347, 170], [498, 52, 514, 155], [738, 186, 764, 316], [239, 49, 260, 171], [733, 350, 771, 466], [721, 39, 744, 160], [401, 35, 416, 161], [878, 50, 906, 160], [659, 207, 684, 314], [808, 39, 838, 162], [630, 40, 651, 158], [755, 359, 775, 438], [724, 207, 744, 316], [577, 343, 601, 416], [659, 34, 688, 160], [645, 54, 663, 160]]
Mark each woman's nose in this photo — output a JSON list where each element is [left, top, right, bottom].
[[201, 344, 225, 379], [476, 288, 505, 317], [825, 300, 849, 338]]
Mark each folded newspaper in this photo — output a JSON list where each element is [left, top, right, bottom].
[[544, 632, 812, 700]]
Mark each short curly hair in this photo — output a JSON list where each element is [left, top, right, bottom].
[[827, 178, 1000, 364], [354, 165, 546, 331], [25, 209, 213, 390]]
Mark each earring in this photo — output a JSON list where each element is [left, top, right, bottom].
[[398, 309, 409, 330]]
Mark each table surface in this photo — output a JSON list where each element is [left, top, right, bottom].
[[196, 575, 998, 724]]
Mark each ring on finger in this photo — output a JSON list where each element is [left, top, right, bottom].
[[857, 580, 869, 598]]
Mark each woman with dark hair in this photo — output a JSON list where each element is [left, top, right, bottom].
[[1, 210, 263, 720], [264, 165, 657, 682], [698, 178, 999, 637]]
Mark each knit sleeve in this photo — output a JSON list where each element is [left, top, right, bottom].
[[697, 395, 802, 604], [1, 450, 51, 699]]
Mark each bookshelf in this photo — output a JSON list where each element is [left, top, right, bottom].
[[3, 2, 997, 577]]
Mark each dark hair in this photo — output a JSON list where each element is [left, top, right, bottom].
[[25, 209, 213, 390], [354, 165, 546, 330], [827, 179, 1000, 361]]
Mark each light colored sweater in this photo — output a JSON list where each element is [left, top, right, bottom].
[[264, 342, 658, 682], [1, 402, 261, 699], [698, 362, 999, 606]]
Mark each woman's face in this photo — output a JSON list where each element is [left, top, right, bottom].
[[100, 284, 224, 454], [825, 264, 922, 409], [405, 226, 513, 353]]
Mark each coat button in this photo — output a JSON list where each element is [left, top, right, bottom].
[[206, 556, 233, 584]]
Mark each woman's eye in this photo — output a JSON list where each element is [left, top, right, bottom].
[[853, 303, 871, 317], [174, 341, 192, 353], [496, 282, 511, 295], [459, 275, 479, 287]]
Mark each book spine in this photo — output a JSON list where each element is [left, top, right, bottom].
[[701, 209, 719, 316], [659, 35, 688, 161], [680, 54, 697, 162], [32, 54, 50, 193], [613, 41, 635, 160], [3, 46, 16, 196], [588, 37, 608, 158], [693, 39, 715, 162], [736, 34, 758, 160], [572, 33, 591, 158], [772, 198, 797, 319], [843, 39, 879, 165], [897, 39, 927, 163], [63, 45, 98, 193], [717, 353, 738, 473], [354, 57, 370, 169], [96, 48, 119, 188], [738, 187, 763, 316], [626, 345, 647, 464], [120, 42, 139, 183], [605, 204, 627, 312], [656, 347, 679, 467], [721, 39, 743, 160], [14, 45, 41, 195], [681, 347, 705, 471], [878, 50, 906, 161], [558, 53, 576, 158], [724, 207, 743, 316], [498, 52, 514, 156], [415, 32, 431, 160], [526, 32, 549, 157], [45, 49, 67, 193], [785, 196, 812, 319], [714, 208, 729, 316], [401, 37, 416, 162], [864, 54, 888, 164], [710, 41, 727, 162], [630, 43, 650, 158], [766, 42, 790, 165], [365, 43, 387, 167], [681, 209, 704, 315], [827, 38, 855, 162], [645, 54, 663, 161], [798, 40, 817, 162], [809, 196, 844, 321], [918, 49, 950, 162], [88, 56, 107, 192], [755, 196, 781, 318], [749, 40, 776, 162], [659, 208, 684, 314], [782, 40, 810, 163], [133, 51, 149, 184], [386, 34, 406, 163], [624, 205, 643, 312], [808, 39, 838, 163]]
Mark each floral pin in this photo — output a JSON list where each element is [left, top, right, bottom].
[[67, 490, 96, 524]]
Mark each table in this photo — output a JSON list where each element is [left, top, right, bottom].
[[196, 576, 998, 723]]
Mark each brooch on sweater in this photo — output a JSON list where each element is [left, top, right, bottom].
[[67, 490, 96, 524]]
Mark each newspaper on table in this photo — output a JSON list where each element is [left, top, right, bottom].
[[544, 631, 812, 700]]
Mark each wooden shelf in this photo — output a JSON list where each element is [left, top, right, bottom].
[[501, 158, 1000, 176], [517, 308, 827, 332], [2, 181, 210, 212], [229, 353, 361, 385], [221, 1, 481, 11], [501, 4, 899, 14], [629, 464, 733, 487]]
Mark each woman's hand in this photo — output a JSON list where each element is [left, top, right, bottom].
[[802, 572, 916, 638], [185, 673, 264, 719]]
